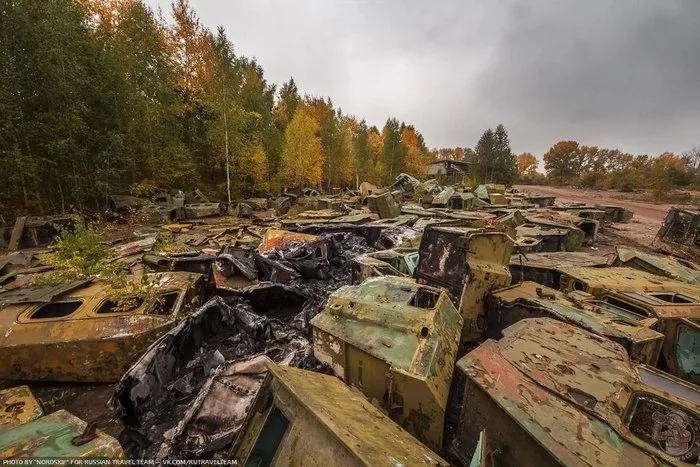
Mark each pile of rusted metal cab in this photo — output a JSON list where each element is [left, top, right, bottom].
[[0, 176, 699, 465]]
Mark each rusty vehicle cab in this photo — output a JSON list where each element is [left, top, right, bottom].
[[232, 364, 447, 466], [509, 251, 611, 288], [0, 385, 123, 458], [517, 218, 585, 252], [311, 276, 463, 451], [613, 246, 700, 285], [0, 271, 203, 382], [415, 226, 513, 342], [529, 211, 600, 245], [486, 281, 664, 366], [559, 266, 700, 386], [595, 204, 634, 224], [350, 248, 419, 284], [653, 207, 700, 263], [454, 317, 700, 466]]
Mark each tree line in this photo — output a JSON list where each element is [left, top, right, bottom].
[[516, 142, 700, 195], [0, 0, 434, 216], [436, 130, 700, 196]]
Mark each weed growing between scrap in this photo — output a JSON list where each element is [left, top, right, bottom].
[[37, 223, 165, 313], [37, 222, 118, 283], [154, 232, 190, 254]]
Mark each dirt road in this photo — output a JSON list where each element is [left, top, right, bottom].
[[514, 185, 675, 246]]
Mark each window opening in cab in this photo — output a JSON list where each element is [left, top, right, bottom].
[[668, 211, 693, 240], [30, 300, 83, 319], [595, 301, 646, 322], [691, 216, 700, 247], [624, 393, 700, 462], [648, 292, 697, 304], [675, 322, 700, 385], [638, 367, 700, 405], [245, 407, 290, 467], [410, 288, 440, 309], [151, 291, 180, 315], [601, 296, 650, 318], [96, 297, 144, 314]]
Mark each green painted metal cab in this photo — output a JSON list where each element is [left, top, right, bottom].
[[233, 363, 447, 466], [454, 317, 700, 466], [486, 281, 664, 367], [311, 276, 463, 451], [558, 266, 700, 385]]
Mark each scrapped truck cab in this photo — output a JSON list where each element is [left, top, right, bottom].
[[350, 247, 419, 284], [0, 271, 204, 382], [485, 281, 664, 367], [653, 207, 700, 264], [454, 317, 700, 466], [414, 226, 513, 342], [558, 266, 700, 386], [311, 276, 462, 451], [232, 363, 447, 466]]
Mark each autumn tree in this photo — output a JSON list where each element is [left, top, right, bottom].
[[653, 152, 691, 188], [280, 106, 324, 188], [78, 0, 134, 35], [169, 0, 212, 98], [516, 153, 538, 181], [274, 78, 300, 130], [238, 58, 280, 187], [402, 125, 428, 178], [249, 144, 269, 190], [335, 115, 357, 187], [367, 126, 384, 183], [380, 118, 405, 184], [543, 141, 583, 184], [352, 120, 373, 184], [112, 1, 194, 189]]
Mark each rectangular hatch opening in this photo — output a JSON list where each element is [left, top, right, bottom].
[[410, 288, 440, 309]]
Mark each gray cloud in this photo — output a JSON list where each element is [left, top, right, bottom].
[[147, 0, 700, 156], [473, 0, 700, 155]]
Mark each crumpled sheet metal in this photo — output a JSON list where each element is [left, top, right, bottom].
[[0, 278, 92, 305], [171, 355, 271, 457], [614, 246, 700, 285], [111, 295, 321, 459], [112, 232, 371, 459]]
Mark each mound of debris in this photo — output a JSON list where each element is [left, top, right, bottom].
[[111, 232, 372, 459]]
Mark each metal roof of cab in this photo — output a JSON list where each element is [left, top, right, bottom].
[[615, 247, 700, 285], [491, 281, 662, 344], [267, 363, 447, 466], [311, 276, 463, 379], [510, 251, 611, 269], [561, 266, 700, 295], [458, 317, 700, 466], [560, 266, 700, 318], [0, 271, 199, 325]]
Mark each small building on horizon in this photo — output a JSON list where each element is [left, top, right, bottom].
[[426, 159, 471, 184]]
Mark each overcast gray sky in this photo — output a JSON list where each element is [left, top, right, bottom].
[[147, 0, 700, 157]]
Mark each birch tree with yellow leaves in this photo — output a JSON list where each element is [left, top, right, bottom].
[[280, 106, 324, 188]]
